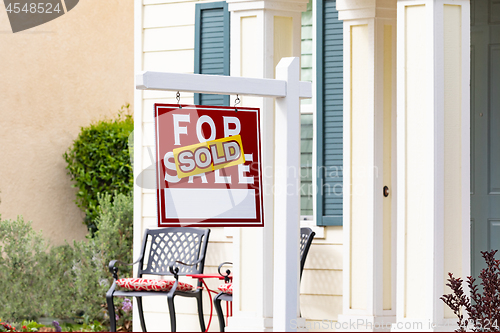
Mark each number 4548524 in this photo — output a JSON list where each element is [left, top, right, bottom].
[[6, 2, 62, 14]]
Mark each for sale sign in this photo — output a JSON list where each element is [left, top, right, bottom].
[[154, 104, 264, 227]]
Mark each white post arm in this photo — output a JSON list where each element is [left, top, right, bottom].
[[136, 71, 312, 99]]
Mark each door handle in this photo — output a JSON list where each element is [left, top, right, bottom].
[[383, 186, 389, 197]]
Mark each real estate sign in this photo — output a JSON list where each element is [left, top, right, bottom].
[[154, 104, 264, 227]]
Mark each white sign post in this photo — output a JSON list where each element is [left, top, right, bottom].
[[273, 57, 302, 331], [136, 57, 311, 331]]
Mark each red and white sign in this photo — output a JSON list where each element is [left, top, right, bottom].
[[154, 104, 264, 227]]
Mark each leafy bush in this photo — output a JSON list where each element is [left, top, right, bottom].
[[93, 192, 134, 278], [44, 244, 77, 319], [441, 250, 500, 332], [0, 192, 133, 326], [70, 192, 134, 321], [0, 216, 50, 321], [63, 105, 133, 233], [18, 320, 46, 332], [3, 319, 110, 332]]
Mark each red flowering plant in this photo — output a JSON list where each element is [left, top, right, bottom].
[[441, 250, 500, 332], [0, 320, 16, 332]]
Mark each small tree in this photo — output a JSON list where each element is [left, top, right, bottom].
[[441, 250, 500, 332], [63, 105, 133, 233]]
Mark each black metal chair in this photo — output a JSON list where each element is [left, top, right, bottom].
[[213, 227, 315, 332], [106, 227, 210, 332]]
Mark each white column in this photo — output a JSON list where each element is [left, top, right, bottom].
[[132, 0, 144, 330], [395, 0, 470, 330], [336, 0, 398, 330], [274, 57, 302, 331], [225, 0, 308, 331]]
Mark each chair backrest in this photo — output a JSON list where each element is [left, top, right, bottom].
[[299, 227, 315, 280], [137, 227, 210, 277]]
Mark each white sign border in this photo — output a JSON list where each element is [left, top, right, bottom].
[[154, 104, 264, 227]]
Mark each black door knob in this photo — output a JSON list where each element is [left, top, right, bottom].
[[383, 186, 389, 197]]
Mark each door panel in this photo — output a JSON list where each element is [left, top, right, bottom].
[[488, 45, 500, 193], [489, 220, 500, 252], [471, 0, 500, 278], [491, 0, 500, 23]]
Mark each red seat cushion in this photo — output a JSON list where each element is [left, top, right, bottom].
[[116, 278, 194, 292], [218, 283, 233, 295]]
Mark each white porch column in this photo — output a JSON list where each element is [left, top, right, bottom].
[[335, 0, 398, 330], [395, 0, 470, 330], [224, 0, 308, 331]]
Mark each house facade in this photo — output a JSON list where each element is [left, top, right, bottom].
[[133, 0, 497, 331]]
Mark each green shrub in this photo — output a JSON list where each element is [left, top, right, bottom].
[[63, 105, 134, 233], [94, 191, 134, 277], [0, 216, 50, 321], [0, 192, 133, 324], [17, 319, 46, 332], [45, 244, 77, 319], [70, 191, 134, 321]]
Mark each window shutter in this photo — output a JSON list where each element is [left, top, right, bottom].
[[194, 2, 230, 106], [316, 0, 343, 226]]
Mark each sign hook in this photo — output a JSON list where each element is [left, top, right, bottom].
[[234, 95, 240, 112], [176, 91, 182, 109]]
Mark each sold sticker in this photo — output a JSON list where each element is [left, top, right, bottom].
[[173, 135, 245, 178]]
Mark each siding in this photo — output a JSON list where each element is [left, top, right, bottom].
[[301, 0, 313, 82], [301, 226, 343, 326], [300, 1, 314, 217]]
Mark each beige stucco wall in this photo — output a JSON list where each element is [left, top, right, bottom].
[[0, 0, 134, 244]]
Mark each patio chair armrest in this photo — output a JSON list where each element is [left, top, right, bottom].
[[176, 257, 204, 267], [108, 258, 142, 280], [218, 262, 233, 283], [168, 261, 180, 280], [167, 258, 204, 279]]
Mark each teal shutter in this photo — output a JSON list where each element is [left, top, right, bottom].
[[316, 0, 343, 226], [194, 2, 230, 106]]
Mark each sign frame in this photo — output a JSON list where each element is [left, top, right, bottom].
[[154, 103, 264, 228]]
